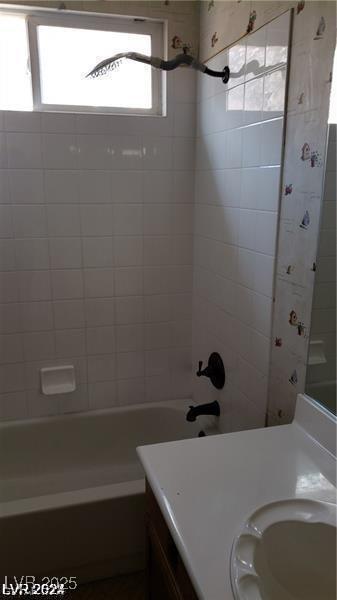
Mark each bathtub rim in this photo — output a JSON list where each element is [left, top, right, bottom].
[[0, 478, 145, 519], [0, 397, 195, 430]]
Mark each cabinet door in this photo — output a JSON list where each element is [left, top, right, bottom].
[[148, 522, 181, 600]]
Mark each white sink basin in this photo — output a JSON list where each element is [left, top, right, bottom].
[[230, 499, 336, 600]]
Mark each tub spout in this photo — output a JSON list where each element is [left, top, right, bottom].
[[186, 400, 220, 422]]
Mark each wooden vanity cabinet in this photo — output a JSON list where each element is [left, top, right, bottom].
[[145, 480, 198, 600]]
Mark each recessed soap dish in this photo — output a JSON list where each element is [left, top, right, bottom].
[[40, 365, 76, 395]]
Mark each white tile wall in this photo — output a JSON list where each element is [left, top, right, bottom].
[[193, 13, 290, 432], [0, 64, 196, 420], [0, 3, 308, 426]]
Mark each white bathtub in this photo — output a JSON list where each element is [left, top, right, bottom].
[[0, 399, 217, 581]]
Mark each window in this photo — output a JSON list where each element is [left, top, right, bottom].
[[0, 14, 33, 110], [0, 9, 164, 115]]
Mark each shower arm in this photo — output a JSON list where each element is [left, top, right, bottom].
[[86, 51, 230, 83]]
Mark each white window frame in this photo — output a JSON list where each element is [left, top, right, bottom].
[[0, 5, 165, 116]]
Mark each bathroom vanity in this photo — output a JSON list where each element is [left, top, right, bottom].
[[138, 395, 337, 599]]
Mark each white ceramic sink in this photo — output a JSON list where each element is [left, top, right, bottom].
[[230, 499, 336, 600]]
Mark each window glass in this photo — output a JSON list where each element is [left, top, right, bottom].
[[0, 14, 32, 110], [37, 25, 152, 109]]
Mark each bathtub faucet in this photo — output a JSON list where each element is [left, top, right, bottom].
[[186, 400, 220, 422]]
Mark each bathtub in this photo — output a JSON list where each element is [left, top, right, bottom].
[[0, 399, 217, 582]]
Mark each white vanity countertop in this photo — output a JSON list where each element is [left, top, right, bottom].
[[137, 395, 337, 600]]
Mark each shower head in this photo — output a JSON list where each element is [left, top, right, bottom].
[[87, 56, 124, 78], [86, 51, 161, 79], [86, 51, 230, 83]]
